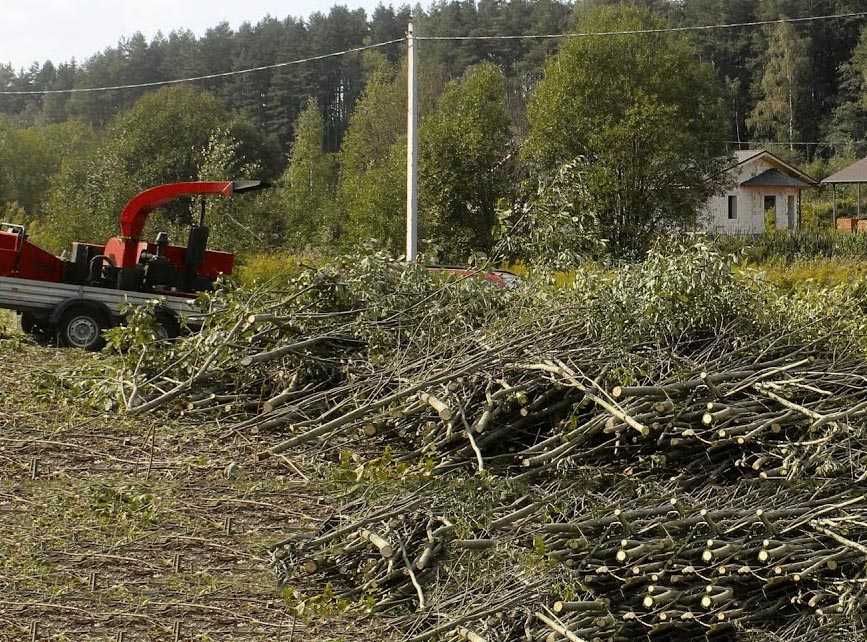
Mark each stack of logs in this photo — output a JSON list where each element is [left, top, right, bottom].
[[274, 481, 867, 641], [258, 339, 867, 641], [246, 343, 867, 487]]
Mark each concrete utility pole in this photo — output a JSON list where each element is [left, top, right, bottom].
[[406, 17, 419, 261]]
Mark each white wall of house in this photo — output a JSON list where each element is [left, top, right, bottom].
[[699, 155, 802, 234]]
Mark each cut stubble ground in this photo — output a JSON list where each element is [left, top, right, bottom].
[[0, 339, 380, 641]]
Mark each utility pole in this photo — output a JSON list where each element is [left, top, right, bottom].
[[406, 17, 419, 261]]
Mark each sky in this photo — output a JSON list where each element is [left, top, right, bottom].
[[1, 0, 386, 70]]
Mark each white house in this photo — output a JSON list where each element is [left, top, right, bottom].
[[699, 150, 818, 234]]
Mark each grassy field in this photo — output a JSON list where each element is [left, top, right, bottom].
[[0, 337, 380, 641]]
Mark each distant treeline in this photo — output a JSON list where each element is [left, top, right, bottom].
[[2, 1, 866, 159], [0, 2, 570, 152]]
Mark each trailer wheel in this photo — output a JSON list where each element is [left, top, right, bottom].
[[58, 307, 107, 351], [18, 313, 51, 344], [18, 313, 37, 334]]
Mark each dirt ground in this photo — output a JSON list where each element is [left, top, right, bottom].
[[0, 337, 367, 641]]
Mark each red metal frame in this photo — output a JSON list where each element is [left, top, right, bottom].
[[2, 181, 257, 293], [0, 229, 65, 282], [119, 181, 235, 239], [102, 236, 234, 281], [109, 181, 238, 276]]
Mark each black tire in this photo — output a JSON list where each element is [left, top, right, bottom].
[[58, 307, 108, 351], [18, 313, 52, 345], [17, 312, 37, 334]]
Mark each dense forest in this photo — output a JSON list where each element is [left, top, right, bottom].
[[1, 1, 867, 261]]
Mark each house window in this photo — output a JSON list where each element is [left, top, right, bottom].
[[787, 195, 796, 229], [727, 195, 737, 220], [764, 195, 777, 214]]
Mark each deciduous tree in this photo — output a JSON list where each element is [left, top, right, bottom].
[[524, 5, 727, 256], [41, 87, 264, 251], [420, 62, 512, 260], [336, 58, 407, 253], [278, 98, 338, 248]]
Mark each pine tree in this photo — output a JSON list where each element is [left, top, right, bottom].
[[828, 25, 867, 158], [682, 0, 758, 144], [748, 21, 811, 150]]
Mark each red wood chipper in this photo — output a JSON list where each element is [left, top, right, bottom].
[[0, 180, 267, 349]]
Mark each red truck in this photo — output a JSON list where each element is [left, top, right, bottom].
[[0, 180, 266, 349]]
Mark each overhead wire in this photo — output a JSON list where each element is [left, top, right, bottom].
[[1, 11, 866, 96], [0, 38, 405, 95], [415, 10, 867, 41], [724, 140, 867, 147]]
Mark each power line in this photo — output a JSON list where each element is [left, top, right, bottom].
[[724, 141, 867, 147], [416, 11, 867, 40], [2, 11, 865, 96], [0, 38, 404, 96]]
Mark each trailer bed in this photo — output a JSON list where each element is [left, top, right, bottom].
[[0, 275, 202, 321]]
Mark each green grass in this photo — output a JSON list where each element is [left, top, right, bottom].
[[713, 230, 867, 263], [234, 252, 315, 286], [740, 259, 867, 293]]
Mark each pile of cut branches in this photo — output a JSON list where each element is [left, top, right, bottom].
[[276, 478, 866, 642], [79, 241, 867, 641]]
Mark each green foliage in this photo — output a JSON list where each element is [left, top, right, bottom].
[[1, 0, 865, 176], [0, 117, 96, 220], [189, 128, 274, 252], [278, 98, 338, 249], [104, 279, 245, 377], [336, 62, 407, 254], [827, 24, 867, 157], [495, 160, 607, 269], [419, 63, 513, 261], [39, 87, 265, 252], [234, 252, 311, 286], [523, 5, 728, 256], [745, 260, 867, 293], [764, 203, 777, 233], [333, 447, 414, 483], [103, 300, 171, 357], [281, 584, 353, 620], [0, 201, 27, 225], [748, 21, 811, 147], [768, 278, 867, 345], [601, 239, 749, 344], [712, 230, 867, 263], [3, 2, 867, 262], [99, 250, 528, 407]]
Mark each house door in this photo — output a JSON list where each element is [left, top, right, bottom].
[[764, 195, 777, 231], [787, 195, 796, 230]]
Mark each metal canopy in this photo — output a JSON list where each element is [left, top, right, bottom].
[[822, 157, 867, 184], [740, 168, 813, 188], [822, 158, 867, 224]]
